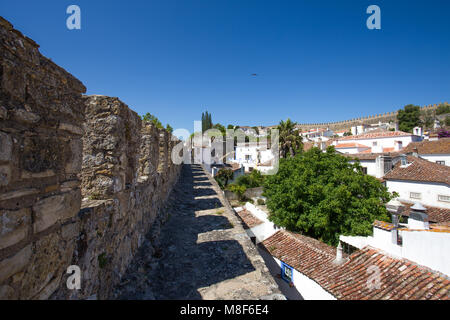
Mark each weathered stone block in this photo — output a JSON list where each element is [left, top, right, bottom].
[[20, 232, 74, 299], [0, 208, 30, 250], [0, 164, 11, 186], [0, 106, 7, 119], [33, 189, 81, 233], [0, 132, 13, 162], [65, 138, 82, 174], [0, 245, 32, 283], [0, 285, 16, 299]]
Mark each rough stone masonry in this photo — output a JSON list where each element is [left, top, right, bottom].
[[0, 16, 281, 300], [0, 17, 180, 299]]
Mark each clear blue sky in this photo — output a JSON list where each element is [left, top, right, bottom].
[[1, 0, 449, 132]]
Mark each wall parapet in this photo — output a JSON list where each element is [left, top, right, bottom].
[[0, 17, 181, 300]]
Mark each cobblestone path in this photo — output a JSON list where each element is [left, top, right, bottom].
[[113, 164, 282, 300]]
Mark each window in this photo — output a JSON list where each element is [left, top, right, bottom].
[[361, 167, 368, 174], [436, 161, 445, 165], [438, 195, 450, 202], [372, 141, 378, 146], [281, 262, 293, 284], [410, 192, 421, 199]]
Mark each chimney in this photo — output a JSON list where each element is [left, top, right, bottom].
[[400, 154, 407, 166], [386, 199, 404, 245], [412, 147, 419, 158], [376, 155, 392, 178], [333, 241, 344, 264], [408, 203, 429, 230], [413, 127, 423, 136]]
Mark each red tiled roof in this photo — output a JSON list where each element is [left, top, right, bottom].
[[235, 209, 264, 229], [339, 131, 414, 141], [401, 138, 450, 155], [335, 143, 370, 149], [373, 220, 395, 231], [384, 156, 450, 185], [343, 151, 402, 161], [400, 202, 450, 224], [262, 231, 450, 300]]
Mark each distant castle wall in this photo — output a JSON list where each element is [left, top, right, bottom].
[[298, 103, 446, 131]]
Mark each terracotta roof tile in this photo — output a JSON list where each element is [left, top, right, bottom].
[[373, 220, 395, 231], [384, 155, 450, 185], [335, 143, 370, 149], [338, 130, 415, 141], [261, 230, 449, 300], [235, 209, 264, 229], [399, 202, 450, 224], [402, 138, 450, 155]]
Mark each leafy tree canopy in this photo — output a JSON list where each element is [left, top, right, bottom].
[[142, 113, 163, 129], [278, 118, 303, 158], [202, 111, 213, 132], [397, 104, 421, 133], [263, 147, 394, 246], [166, 124, 173, 133], [232, 169, 265, 189], [215, 168, 233, 188]]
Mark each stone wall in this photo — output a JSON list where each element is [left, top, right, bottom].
[[0, 17, 181, 299], [297, 103, 447, 131], [0, 17, 86, 299]]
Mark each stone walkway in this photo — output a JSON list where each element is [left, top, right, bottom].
[[113, 164, 283, 300]]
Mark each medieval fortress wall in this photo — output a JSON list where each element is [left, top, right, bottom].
[[297, 104, 445, 131], [0, 17, 181, 299]]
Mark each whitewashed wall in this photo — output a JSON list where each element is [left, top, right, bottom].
[[334, 135, 422, 153], [400, 230, 450, 276], [272, 257, 336, 300], [419, 154, 450, 166], [244, 202, 279, 243], [386, 180, 450, 209]]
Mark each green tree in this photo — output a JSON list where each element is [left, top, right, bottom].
[[343, 131, 352, 136], [215, 168, 233, 188], [142, 113, 163, 129], [278, 118, 303, 158], [233, 169, 265, 189], [213, 123, 226, 136], [397, 104, 422, 133], [227, 124, 235, 130], [445, 116, 450, 126], [201, 111, 213, 132], [263, 147, 393, 246], [166, 124, 173, 133]]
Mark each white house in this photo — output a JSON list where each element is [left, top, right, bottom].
[[260, 216, 449, 300], [383, 155, 450, 209], [301, 128, 334, 142], [333, 130, 422, 154], [401, 138, 450, 166], [339, 202, 450, 277], [233, 142, 275, 173]]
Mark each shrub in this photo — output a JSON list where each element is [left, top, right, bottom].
[[227, 184, 247, 201]]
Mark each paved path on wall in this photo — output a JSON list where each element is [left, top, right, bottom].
[[113, 164, 283, 300]]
